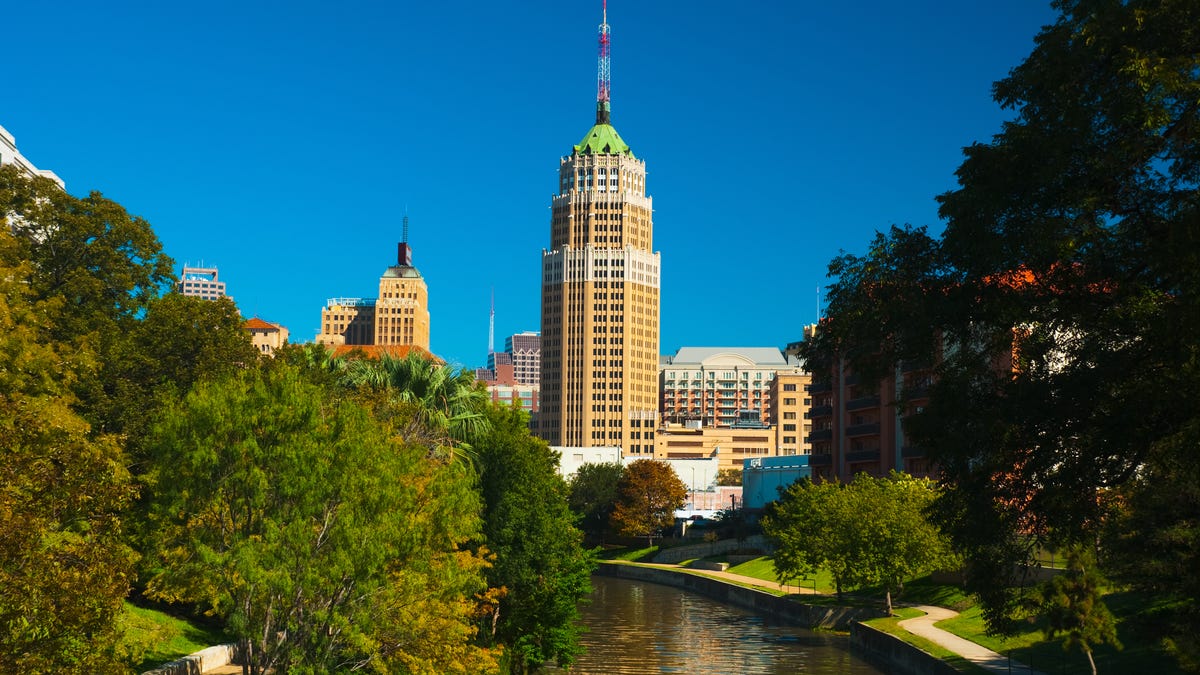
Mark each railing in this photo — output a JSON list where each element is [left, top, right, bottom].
[[846, 396, 880, 411], [847, 449, 881, 463], [809, 454, 833, 466], [845, 423, 880, 437], [807, 429, 833, 442], [808, 382, 833, 394], [901, 446, 926, 458]]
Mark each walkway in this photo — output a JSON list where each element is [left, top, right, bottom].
[[642, 562, 1044, 675]]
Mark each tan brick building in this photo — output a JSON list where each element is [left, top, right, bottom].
[[537, 87, 661, 456]]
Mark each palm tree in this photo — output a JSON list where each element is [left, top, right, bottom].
[[341, 351, 491, 457]]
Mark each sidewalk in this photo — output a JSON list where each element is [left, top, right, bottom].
[[644, 562, 1044, 675]]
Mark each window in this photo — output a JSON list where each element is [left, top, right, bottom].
[[783, 383, 797, 391], [783, 412, 796, 420], [783, 424, 796, 431], [783, 397, 796, 406]]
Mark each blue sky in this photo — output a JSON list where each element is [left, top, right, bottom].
[[4, 1, 1057, 368]]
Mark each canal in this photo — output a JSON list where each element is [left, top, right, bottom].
[[549, 575, 887, 674]]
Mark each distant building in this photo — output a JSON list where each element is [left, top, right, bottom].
[[476, 350, 539, 415], [245, 317, 289, 357], [742, 455, 811, 510], [504, 332, 541, 386], [653, 423, 775, 475], [0, 123, 64, 188], [659, 347, 805, 428], [316, 217, 430, 352], [178, 266, 227, 300]]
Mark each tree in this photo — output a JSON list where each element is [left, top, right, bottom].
[[141, 364, 495, 674], [474, 406, 595, 674], [1030, 546, 1121, 675], [716, 468, 742, 486], [0, 163, 174, 345], [804, 0, 1200, 644], [567, 462, 624, 544], [0, 230, 137, 673], [611, 459, 688, 546], [763, 472, 955, 612]]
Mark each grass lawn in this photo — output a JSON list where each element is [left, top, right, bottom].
[[119, 602, 226, 672], [597, 545, 659, 562], [725, 555, 837, 594]]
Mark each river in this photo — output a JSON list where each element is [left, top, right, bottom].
[[548, 575, 887, 674]]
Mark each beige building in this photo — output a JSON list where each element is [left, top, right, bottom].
[[654, 424, 776, 475], [0, 123, 63, 189], [245, 317, 289, 357], [316, 221, 430, 352], [538, 40, 661, 456], [770, 369, 812, 456]]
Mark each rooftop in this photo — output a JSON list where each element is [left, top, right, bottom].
[[574, 122, 633, 157]]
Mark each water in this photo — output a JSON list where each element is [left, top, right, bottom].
[[550, 575, 886, 674]]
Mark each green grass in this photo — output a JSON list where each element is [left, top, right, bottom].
[[119, 602, 226, 672], [725, 556, 837, 594], [597, 545, 659, 562]]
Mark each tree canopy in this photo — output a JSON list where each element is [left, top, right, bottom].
[[763, 472, 954, 611], [803, 0, 1200, 648], [567, 462, 624, 544], [611, 459, 688, 546], [141, 365, 495, 673]]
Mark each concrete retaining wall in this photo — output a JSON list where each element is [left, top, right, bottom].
[[141, 643, 238, 675], [850, 622, 960, 675], [596, 562, 880, 630], [651, 534, 771, 564]]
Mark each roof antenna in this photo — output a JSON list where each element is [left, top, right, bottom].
[[596, 0, 611, 124]]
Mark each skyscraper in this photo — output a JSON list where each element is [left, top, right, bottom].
[[178, 266, 227, 300], [538, 3, 661, 455]]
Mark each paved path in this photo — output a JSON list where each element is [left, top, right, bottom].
[[899, 604, 1044, 675]]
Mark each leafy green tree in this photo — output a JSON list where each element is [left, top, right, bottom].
[[0, 163, 174, 345], [612, 459, 688, 546], [142, 364, 495, 674], [1030, 547, 1121, 675], [474, 406, 595, 674], [100, 293, 259, 448], [567, 462, 624, 544], [716, 468, 743, 486], [804, 0, 1200, 642], [0, 231, 137, 673], [763, 473, 954, 611]]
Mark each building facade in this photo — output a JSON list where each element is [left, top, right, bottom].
[[505, 332, 541, 387], [178, 266, 227, 300], [659, 347, 803, 428], [538, 8, 661, 456]]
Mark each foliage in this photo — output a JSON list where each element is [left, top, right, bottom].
[[762, 472, 955, 611], [567, 462, 624, 543], [716, 468, 742, 486], [474, 406, 595, 673], [802, 0, 1200, 648], [118, 602, 226, 672], [1029, 547, 1121, 675], [611, 459, 688, 546], [0, 163, 174, 345], [141, 364, 494, 674], [712, 506, 752, 544], [0, 229, 138, 673]]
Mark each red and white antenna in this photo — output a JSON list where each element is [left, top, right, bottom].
[[488, 288, 495, 356], [596, 0, 611, 124]]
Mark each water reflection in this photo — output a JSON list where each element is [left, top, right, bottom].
[[550, 575, 885, 674]]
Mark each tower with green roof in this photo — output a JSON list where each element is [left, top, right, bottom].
[[538, 1, 661, 456]]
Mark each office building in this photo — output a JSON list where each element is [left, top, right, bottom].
[[0, 123, 63, 189], [178, 266, 227, 300], [538, 5, 661, 455]]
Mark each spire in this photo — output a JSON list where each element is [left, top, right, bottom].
[[596, 0, 611, 125], [488, 289, 495, 355], [397, 214, 413, 266]]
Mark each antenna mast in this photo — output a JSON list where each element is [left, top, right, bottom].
[[488, 289, 495, 355], [596, 0, 611, 124]]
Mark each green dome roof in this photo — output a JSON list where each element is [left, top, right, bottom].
[[573, 123, 634, 158]]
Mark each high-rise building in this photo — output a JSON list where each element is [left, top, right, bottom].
[[504, 332, 541, 387], [178, 266, 227, 300], [316, 217, 430, 352], [538, 5, 661, 455]]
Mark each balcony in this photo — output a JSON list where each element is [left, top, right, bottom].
[[808, 382, 832, 394], [847, 449, 881, 463], [846, 423, 880, 437], [807, 429, 833, 442], [846, 396, 880, 412], [806, 405, 833, 418], [901, 446, 926, 458], [809, 454, 833, 467]]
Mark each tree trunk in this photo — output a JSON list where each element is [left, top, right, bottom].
[[1086, 647, 1097, 675], [886, 588, 893, 616]]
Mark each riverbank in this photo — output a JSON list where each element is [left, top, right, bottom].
[[597, 560, 1041, 675]]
